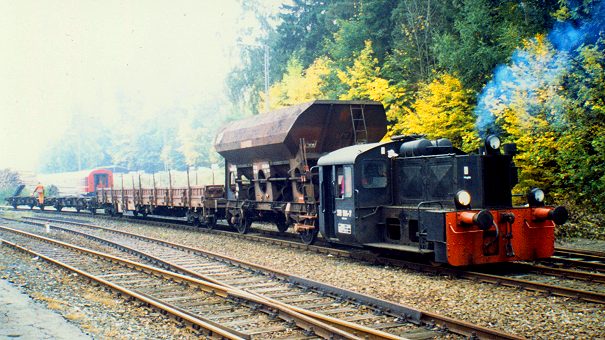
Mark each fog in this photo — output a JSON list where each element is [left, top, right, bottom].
[[0, 0, 282, 170]]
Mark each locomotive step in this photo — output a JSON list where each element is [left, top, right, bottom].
[[364, 243, 435, 254]]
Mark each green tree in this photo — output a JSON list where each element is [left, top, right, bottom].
[[556, 40, 605, 206], [385, 0, 454, 86], [434, 0, 558, 91]]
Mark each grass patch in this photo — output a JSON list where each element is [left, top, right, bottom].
[[30, 292, 69, 310], [103, 327, 121, 338], [80, 323, 100, 334], [46, 301, 66, 310], [83, 290, 119, 308], [65, 312, 86, 321]]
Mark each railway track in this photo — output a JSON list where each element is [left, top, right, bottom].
[[0, 215, 525, 339], [5, 208, 605, 304], [0, 225, 409, 339], [0, 228, 345, 339], [542, 248, 605, 273]]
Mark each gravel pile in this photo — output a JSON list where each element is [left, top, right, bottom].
[[0, 245, 198, 339], [11, 211, 605, 338]]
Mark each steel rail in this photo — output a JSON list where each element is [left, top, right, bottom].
[[555, 247, 605, 259], [10, 215, 524, 340], [0, 238, 246, 339], [509, 262, 605, 284], [545, 255, 605, 273], [0, 225, 363, 340], [19, 214, 605, 305], [15, 219, 405, 340]]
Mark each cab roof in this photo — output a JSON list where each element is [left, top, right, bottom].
[[318, 142, 389, 166]]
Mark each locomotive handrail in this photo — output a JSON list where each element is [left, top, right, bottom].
[[447, 223, 483, 234], [359, 205, 381, 219], [523, 219, 556, 230]]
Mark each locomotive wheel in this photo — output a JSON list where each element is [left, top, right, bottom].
[[275, 214, 289, 233], [299, 219, 318, 245]]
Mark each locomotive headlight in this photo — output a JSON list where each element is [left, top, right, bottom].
[[455, 190, 472, 207], [485, 135, 501, 152], [528, 188, 545, 206]]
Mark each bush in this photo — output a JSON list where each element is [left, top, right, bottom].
[[555, 199, 605, 240], [0, 169, 22, 204]]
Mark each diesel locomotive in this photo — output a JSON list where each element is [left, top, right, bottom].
[[8, 100, 568, 266]]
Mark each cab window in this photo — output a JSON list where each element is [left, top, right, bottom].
[[335, 165, 352, 198], [361, 160, 387, 189]]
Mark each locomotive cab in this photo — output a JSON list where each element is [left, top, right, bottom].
[[318, 141, 400, 246]]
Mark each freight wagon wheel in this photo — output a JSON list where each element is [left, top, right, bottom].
[[226, 211, 235, 227], [237, 216, 252, 234], [205, 215, 216, 230], [234, 210, 251, 234], [299, 219, 318, 245], [186, 211, 196, 224], [275, 214, 289, 233]]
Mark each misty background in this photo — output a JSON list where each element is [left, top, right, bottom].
[[0, 0, 284, 173]]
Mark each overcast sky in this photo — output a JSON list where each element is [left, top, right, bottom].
[[1, 1, 282, 171]]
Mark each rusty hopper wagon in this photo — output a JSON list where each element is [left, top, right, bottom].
[[214, 100, 387, 242]]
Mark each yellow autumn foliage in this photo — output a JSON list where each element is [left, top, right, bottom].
[[260, 56, 331, 111], [338, 40, 392, 103], [395, 73, 479, 151]]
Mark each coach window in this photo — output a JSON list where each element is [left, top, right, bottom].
[[335, 165, 352, 199], [361, 160, 388, 189]]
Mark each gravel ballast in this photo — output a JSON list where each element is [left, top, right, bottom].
[[0, 245, 198, 339], [6, 211, 605, 338]]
